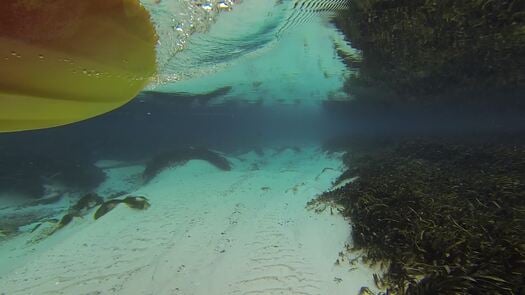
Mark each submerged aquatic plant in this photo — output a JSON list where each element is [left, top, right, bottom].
[[315, 139, 525, 294], [334, 0, 525, 99], [143, 146, 231, 183]]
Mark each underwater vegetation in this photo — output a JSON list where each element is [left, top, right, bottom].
[[326, 3, 525, 292], [313, 139, 525, 294], [334, 0, 525, 100], [143, 147, 231, 183]]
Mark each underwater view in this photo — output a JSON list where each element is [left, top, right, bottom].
[[0, 0, 524, 294]]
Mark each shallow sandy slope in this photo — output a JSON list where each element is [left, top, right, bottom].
[[0, 147, 377, 295]]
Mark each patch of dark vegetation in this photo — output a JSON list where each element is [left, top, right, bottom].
[[143, 147, 231, 183], [322, 135, 396, 154], [334, 42, 362, 70], [314, 138, 525, 294], [333, 0, 525, 100], [332, 168, 357, 187]]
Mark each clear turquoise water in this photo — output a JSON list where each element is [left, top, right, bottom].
[[145, 0, 353, 104]]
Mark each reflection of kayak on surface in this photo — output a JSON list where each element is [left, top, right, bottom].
[[0, 0, 157, 132]]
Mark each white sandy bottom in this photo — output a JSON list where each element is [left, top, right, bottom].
[[0, 149, 377, 295]]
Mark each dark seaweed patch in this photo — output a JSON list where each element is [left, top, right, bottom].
[[313, 139, 525, 294], [333, 0, 525, 99]]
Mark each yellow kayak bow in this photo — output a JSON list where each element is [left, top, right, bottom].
[[0, 0, 157, 132]]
